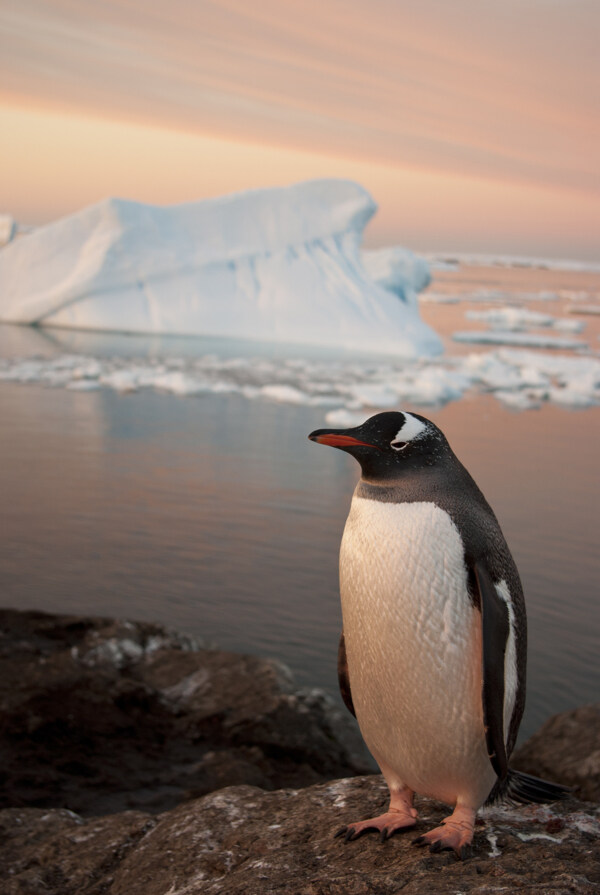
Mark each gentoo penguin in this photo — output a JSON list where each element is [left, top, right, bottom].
[[308, 410, 567, 858]]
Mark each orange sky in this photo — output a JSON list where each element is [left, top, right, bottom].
[[1, 0, 599, 259]]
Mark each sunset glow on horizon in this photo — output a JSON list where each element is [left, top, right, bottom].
[[1, 0, 599, 260]]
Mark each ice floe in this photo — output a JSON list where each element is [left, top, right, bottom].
[[0, 180, 441, 359], [1, 345, 598, 413], [425, 252, 600, 273], [420, 288, 565, 305], [419, 292, 461, 305], [453, 331, 587, 350], [464, 307, 585, 333], [569, 305, 600, 316]]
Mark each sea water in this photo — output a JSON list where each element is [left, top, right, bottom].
[[0, 263, 598, 741]]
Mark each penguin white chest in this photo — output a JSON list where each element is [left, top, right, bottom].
[[340, 496, 493, 805]]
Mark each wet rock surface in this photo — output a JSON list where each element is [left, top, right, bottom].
[[513, 704, 600, 802], [0, 610, 369, 816], [2, 776, 599, 895]]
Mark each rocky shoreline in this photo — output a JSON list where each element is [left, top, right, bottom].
[[1, 609, 598, 894]]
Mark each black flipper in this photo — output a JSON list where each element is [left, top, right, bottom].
[[337, 632, 356, 717], [474, 562, 571, 806], [473, 561, 510, 780]]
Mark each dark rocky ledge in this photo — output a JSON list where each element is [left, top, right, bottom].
[[0, 609, 370, 816], [1, 609, 598, 894]]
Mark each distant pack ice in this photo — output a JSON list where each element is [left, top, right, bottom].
[[0, 179, 442, 357]]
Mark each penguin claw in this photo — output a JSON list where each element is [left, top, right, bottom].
[[411, 820, 474, 859], [335, 811, 417, 844], [345, 825, 375, 842]]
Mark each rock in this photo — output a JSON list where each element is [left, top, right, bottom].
[[512, 704, 600, 802], [0, 610, 369, 816], [1, 610, 599, 892], [1, 776, 599, 894]]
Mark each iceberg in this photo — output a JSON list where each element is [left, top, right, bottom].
[[361, 246, 431, 306], [0, 180, 442, 358]]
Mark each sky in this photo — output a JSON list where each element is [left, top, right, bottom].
[[1, 0, 599, 259]]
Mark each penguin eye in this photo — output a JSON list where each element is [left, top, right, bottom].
[[390, 441, 408, 451]]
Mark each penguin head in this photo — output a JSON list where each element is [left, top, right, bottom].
[[308, 411, 451, 480]]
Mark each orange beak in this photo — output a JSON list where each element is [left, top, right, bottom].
[[308, 433, 376, 449]]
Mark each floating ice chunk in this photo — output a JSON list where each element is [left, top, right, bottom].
[[512, 291, 561, 303], [463, 354, 527, 391], [569, 305, 600, 316], [260, 384, 310, 404], [495, 390, 544, 411], [70, 358, 103, 380], [548, 387, 597, 409], [324, 409, 369, 427], [426, 252, 600, 274], [307, 394, 344, 407], [497, 348, 600, 382], [0, 359, 45, 382], [451, 289, 561, 304], [0, 180, 441, 358], [151, 371, 211, 396], [392, 366, 470, 406], [552, 319, 586, 333], [2, 341, 599, 415], [419, 292, 460, 304], [465, 307, 585, 333], [346, 383, 399, 408], [66, 379, 101, 391], [427, 258, 459, 272], [453, 331, 587, 350], [561, 290, 598, 302], [99, 370, 140, 392], [456, 289, 507, 303]]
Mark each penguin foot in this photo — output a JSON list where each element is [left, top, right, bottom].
[[412, 806, 475, 859], [335, 808, 417, 843]]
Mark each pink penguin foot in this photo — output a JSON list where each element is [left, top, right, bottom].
[[412, 807, 475, 860], [335, 807, 418, 843]]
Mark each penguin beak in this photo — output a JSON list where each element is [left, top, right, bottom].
[[308, 429, 376, 449]]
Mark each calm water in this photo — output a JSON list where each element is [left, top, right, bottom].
[[1, 265, 599, 742]]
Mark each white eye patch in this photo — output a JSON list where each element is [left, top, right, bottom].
[[392, 412, 427, 447]]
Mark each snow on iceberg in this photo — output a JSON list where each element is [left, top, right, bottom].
[[361, 246, 431, 306], [0, 180, 442, 358]]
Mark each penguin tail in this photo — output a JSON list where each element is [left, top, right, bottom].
[[485, 768, 572, 807]]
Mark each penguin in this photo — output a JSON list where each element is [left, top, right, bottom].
[[308, 410, 568, 858]]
